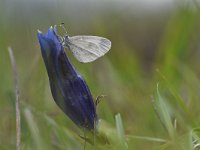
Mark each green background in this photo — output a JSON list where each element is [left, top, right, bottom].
[[1, 0, 200, 149]]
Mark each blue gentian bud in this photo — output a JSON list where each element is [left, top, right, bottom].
[[37, 26, 97, 130]]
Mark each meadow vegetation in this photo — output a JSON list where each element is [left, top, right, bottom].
[[1, 1, 200, 149]]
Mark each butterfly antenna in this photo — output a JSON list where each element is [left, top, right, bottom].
[[60, 23, 68, 35]]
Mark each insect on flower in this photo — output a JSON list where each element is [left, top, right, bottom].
[[59, 23, 111, 63], [37, 26, 107, 130]]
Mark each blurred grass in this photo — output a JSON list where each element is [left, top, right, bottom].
[[1, 0, 200, 149]]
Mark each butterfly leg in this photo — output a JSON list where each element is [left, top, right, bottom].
[[95, 95, 107, 106]]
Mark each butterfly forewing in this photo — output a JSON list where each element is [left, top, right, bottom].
[[67, 36, 111, 63]]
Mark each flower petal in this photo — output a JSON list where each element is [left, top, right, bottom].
[[37, 26, 97, 130]]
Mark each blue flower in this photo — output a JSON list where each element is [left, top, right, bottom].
[[37, 26, 98, 130]]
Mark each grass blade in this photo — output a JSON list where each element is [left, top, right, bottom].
[[115, 113, 128, 149], [8, 47, 21, 150], [153, 84, 175, 139], [24, 108, 45, 150], [128, 135, 167, 143]]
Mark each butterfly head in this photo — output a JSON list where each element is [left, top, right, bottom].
[[55, 23, 70, 47]]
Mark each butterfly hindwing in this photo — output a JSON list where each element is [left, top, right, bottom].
[[67, 36, 111, 63]]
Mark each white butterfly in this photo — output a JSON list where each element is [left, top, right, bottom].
[[59, 25, 111, 63]]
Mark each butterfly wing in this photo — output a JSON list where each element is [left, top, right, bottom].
[[67, 36, 111, 63]]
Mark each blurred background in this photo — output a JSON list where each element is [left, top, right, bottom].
[[1, 0, 200, 149]]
